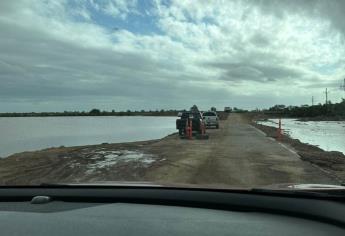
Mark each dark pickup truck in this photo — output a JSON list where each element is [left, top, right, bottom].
[[176, 111, 204, 136]]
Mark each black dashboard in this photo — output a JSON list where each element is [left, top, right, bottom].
[[0, 187, 344, 235]]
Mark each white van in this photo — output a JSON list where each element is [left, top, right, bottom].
[[202, 111, 219, 129]]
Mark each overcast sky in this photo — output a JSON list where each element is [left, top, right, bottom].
[[0, 0, 345, 112]]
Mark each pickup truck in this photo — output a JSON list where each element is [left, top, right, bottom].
[[202, 111, 219, 129], [176, 111, 204, 136]]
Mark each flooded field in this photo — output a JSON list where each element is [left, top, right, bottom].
[[0, 116, 176, 158], [257, 119, 345, 154]]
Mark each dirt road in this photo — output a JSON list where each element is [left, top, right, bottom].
[[145, 113, 337, 187], [0, 113, 337, 186]]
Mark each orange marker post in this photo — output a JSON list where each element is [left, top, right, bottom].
[[185, 120, 189, 138], [200, 123, 205, 135], [188, 119, 193, 139]]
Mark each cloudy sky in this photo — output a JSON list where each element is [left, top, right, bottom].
[[0, 0, 345, 112]]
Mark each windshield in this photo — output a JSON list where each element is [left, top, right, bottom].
[[0, 0, 345, 191], [203, 112, 216, 116]]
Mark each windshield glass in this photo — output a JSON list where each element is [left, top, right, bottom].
[[0, 0, 345, 190], [203, 112, 216, 116]]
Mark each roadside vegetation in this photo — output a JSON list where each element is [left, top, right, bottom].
[[264, 99, 345, 120], [0, 106, 231, 118], [1, 99, 343, 120], [0, 109, 179, 117]]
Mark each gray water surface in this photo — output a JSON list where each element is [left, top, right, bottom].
[[0, 116, 176, 158], [257, 119, 345, 154]]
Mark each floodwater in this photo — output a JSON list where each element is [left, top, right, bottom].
[[257, 119, 345, 154], [0, 116, 176, 158]]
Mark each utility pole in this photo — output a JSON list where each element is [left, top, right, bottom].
[[324, 88, 329, 105], [312, 96, 314, 106]]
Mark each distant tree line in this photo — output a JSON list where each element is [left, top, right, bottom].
[[0, 109, 179, 117], [265, 99, 345, 119]]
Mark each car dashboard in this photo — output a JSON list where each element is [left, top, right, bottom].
[[0, 187, 344, 236]]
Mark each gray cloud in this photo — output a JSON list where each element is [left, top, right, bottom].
[[254, 0, 345, 36], [250, 33, 270, 47], [302, 80, 342, 89], [206, 61, 303, 83], [0, 0, 344, 112], [0, 18, 176, 101]]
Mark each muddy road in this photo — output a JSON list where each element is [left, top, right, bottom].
[[145, 113, 337, 187], [0, 114, 338, 186]]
